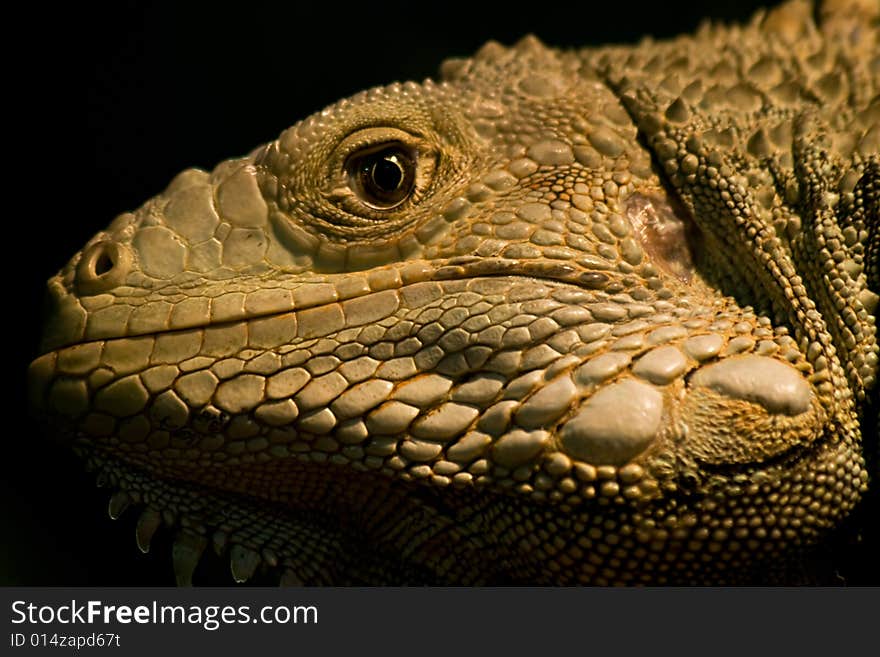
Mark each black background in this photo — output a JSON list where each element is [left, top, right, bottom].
[[5, 1, 877, 585]]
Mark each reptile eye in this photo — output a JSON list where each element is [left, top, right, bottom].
[[347, 143, 416, 209]]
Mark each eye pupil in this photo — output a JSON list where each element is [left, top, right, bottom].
[[348, 144, 416, 209], [370, 154, 404, 193]]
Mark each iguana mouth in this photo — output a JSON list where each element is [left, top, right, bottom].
[[38, 257, 647, 355]]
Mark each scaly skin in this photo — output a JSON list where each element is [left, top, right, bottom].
[[28, 0, 878, 584]]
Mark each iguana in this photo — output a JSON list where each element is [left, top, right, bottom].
[[27, 0, 879, 585]]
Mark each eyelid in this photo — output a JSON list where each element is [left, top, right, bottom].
[[334, 126, 421, 160], [342, 140, 417, 173]]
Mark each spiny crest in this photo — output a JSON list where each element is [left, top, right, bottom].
[[438, 35, 573, 87]]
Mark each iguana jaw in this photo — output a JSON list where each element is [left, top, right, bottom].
[[64, 415, 865, 586]]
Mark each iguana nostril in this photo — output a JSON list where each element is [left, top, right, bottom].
[[94, 251, 114, 276], [75, 241, 131, 295]]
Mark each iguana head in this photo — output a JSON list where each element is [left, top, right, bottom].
[[28, 1, 877, 584]]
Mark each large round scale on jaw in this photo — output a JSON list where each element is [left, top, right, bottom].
[[689, 355, 812, 416], [559, 379, 663, 465]]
